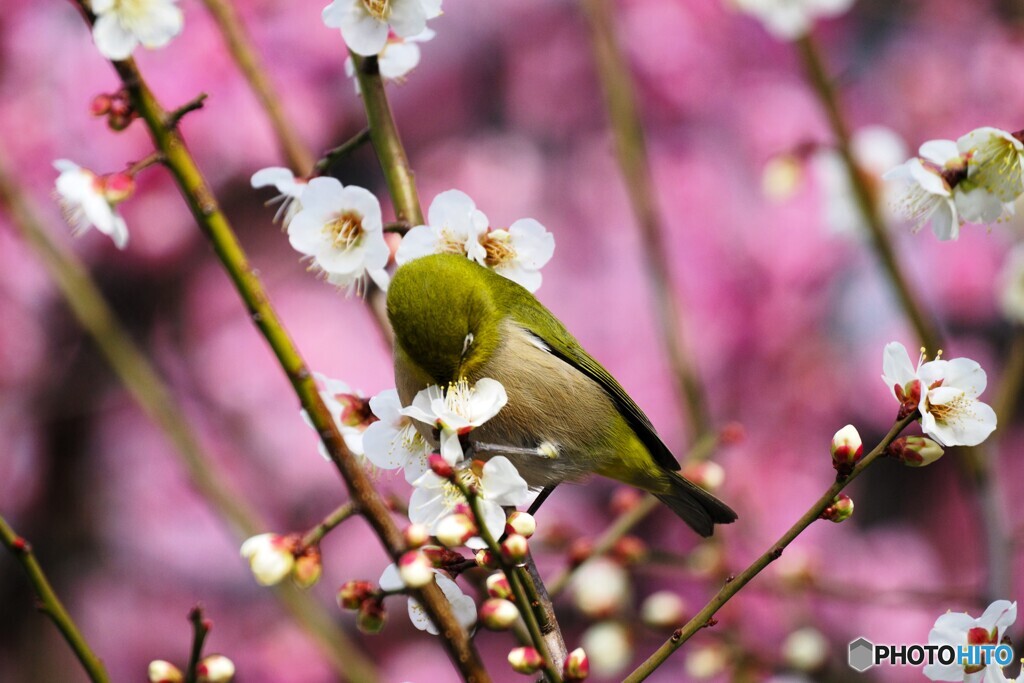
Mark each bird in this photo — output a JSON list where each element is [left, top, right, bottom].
[[386, 253, 737, 536]]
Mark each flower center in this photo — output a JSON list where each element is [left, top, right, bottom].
[[480, 230, 516, 268], [925, 391, 973, 426], [111, 0, 159, 23], [323, 211, 364, 250], [361, 0, 391, 21]]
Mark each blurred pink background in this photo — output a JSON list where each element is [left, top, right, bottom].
[[2, 0, 1024, 681]]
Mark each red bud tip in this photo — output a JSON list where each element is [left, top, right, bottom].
[[485, 572, 513, 600], [90, 93, 113, 117], [196, 654, 235, 683], [611, 535, 648, 565], [821, 494, 854, 523], [480, 598, 519, 630], [564, 647, 590, 681], [609, 487, 643, 516], [434, 512, 478, 548], [887, 436, 944, 467], [102, 172, 136, 202], [428, 454, 454, 479], [398, 550, 435, 588], [403, 523, 431, 549], [337, 580, 375, 610], [719, 421, 746, 445], [505, 511, 536, 538], [475, 548, 500, 569], [508, 646, 544, 674], [501, 533, 529, 564], [568, 538, 593, 567]]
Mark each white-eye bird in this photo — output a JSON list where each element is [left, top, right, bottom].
[[386, 253, 737, 536]]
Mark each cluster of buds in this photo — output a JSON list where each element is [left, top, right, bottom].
[[148, 655, 235, 683], [887, 435, 944, 467], [830, 424, 864, 478], [337, 580, 386, 634], [240, 533, 322, 588], [821, 494, 854, 523], [90, 90, 135, 131]]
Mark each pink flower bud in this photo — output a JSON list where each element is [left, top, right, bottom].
[[680, 461, 725, 492], [420, 544, 464, 567], [641, 591, 687, 630], [356, 598, 387, 634], [719, 421, 745, 445], [101, 172, 135, 204], [821, 494, 854, 523], [564, 647, 590, 681], [505, 511, 536, 538], [435, 512, 478, 547], [501, 533, 529, 564], [196, 654, 235, 683], [292, 546, 322, 589], [508, 646, 544, 674], [830, 424, 863, 476], [610, 487, 643, 516], [611, 535, 647, 565], [480, 598, 519, 630], [568, 538, 593, 567], [475, 548, 500, 569], [148, 660, 184, 683], [398, 551, 435, 588], [887, 435, 944, 467], [108, 113, 133, 132], [90, 93, 113, 117], [404, 523, 431, 549], [337, 580, 375, 610], [486, 572, 513, 600], [429, 454, 454, 478]]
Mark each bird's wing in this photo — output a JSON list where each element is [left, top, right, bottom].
[[509, 298, 681, 472]]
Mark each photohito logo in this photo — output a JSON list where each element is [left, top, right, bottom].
[[848, 637, 1014, 672]]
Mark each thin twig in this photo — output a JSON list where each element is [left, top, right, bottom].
[[300, 501, 358, 549], [0, 515, 110, 683], [164, 93, 208, 129], [314, 127, 373, 176], [622, 413, 915, 682], [184, 606, 210, 683], [582, 0, 712, 438]]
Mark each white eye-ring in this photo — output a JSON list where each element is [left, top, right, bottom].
[[462, 332, 475, 356]]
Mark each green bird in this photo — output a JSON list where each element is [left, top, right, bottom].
[[386, 253, 737, 536]]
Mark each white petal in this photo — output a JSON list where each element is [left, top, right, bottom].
[[507, 218, 555, 269], [395, 224, 440, 265], [881, 341, 917, 396], [379, 42, 422, 80], [938, 358, 988, 397], [388, 0, 428, 37], [92, 14, 139, 60], [930, 200, 959, 241], [481, 456, 529, 506], [918, 139, 961, 166], [378, 563, 403, 591], [466, 378, 508, 425], [338, 5, 389, 56], [134, 3, 184, 49], [955, 187, 1005, 224]]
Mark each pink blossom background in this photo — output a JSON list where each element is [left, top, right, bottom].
[[2, 0, 1024, 681]]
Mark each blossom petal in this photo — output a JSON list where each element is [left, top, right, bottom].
[[92, 14, 139, 60], [481, 456, 529, 506]]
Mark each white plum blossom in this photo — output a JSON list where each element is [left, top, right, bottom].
[[731, 0, 855, 41], [396, 190, 555, 293], [301, 373, 373, 462], [286, 177, 390, 293], [378, 563, 477, 635], [90, 0, 184, 61], [409, 457, 530, 548], [240, 533, 295, 586], [958, 127, 1024, 205], [884, 140, 967, 240], [345, 29, 435, 89], [401, 378, 508, 465], [362, 388, 433, 482], [54, 160, 131, 249], [923, 600, 1016, 682], [571, 557, 631, 618], [251, 167, 307, 227], [882, 342, 996, 447], [322, 0, 440, 57], [998, 243, 1024, 324]]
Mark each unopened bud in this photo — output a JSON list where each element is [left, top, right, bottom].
[[291, 546, 322, 589], [195, 654, 235, 683], [356, 598, 386, 634], [435, 513, 477, 547], [480, 598, 519, 630], [782, 626, 829, 671], [581, 622, 631, 677], [685, 644, 728, 679], [888, 435, 944, 467], [505, 511, 536, 538], [108, 113, 132, 132], [148, 660, 183, 683], [420, 544, 464, 567], [404, 523, 431, 548], [428, 453, 453, 479], [90, 93, 113, 117], [610, 487, 643, 515], [830, 424, 863, 476], [475, 548, 500, 569], [501, 533, 529, 564], [719, 421, 745, 445], [568, 538, 593, 567], [240, 533, 295, 586], [821, 494, 854, 523], [337, 580, 374, 610], [486, 572, 513, 600], [564, 647, 590, 681], [680, 461, 725, 492], [508, 646, 543, 674], [611, 535, 647, 565], [398, 550, 434, 588], [641, 591, 687, 630], [109, 94, 131, 117], [893, 379, 922, 419]]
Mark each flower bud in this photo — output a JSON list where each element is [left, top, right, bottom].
[[571, 558, 630, 618], [508, 647, 543, 674], [821, 494, 854, 523], [148, 660, 184, 683], [292, 546, 322, 589], [782, 627, 828, 671], [475, 548, 500, 569], [421, 544, 464, 567], [90, 93, 113, 117], [196, 654, 235, 683], [356, 598, 387, 634], [719, 421, 745, 445], [610, 487, 643, 516], [568, 538, 593, 567], [428, 453, 454, 479], [830, 424, 863, 475], [680, 461, 725, 493], [685, 644, 728, 679], [505, 511, 536, 538], [501, 533, 529, 564], [404, 523, 431, 549], [240, 533, 295, 586], [337, 580, 375, 610], [486, 572, 513, 600], [101, 172, 135, 204], [563, 647, 590, 681], [435, 513, 477, 548], [640, 591, 686, 630], [611, 535, 647, 565], [108, 113, 133, 132], [888, 435, 944, 467], [398, 551, 435, 588], [581, 623, 631, 677], [480, 598, 519, 630]]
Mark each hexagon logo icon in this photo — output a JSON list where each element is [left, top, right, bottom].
[[848, 637, 875, 672]]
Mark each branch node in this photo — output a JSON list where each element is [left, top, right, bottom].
[[164, 93, 208, 129]]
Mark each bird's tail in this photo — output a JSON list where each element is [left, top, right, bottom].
[[651, 471, 738, 537]]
